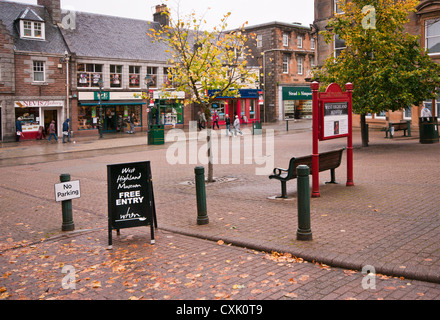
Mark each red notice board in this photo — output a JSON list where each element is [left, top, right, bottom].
[[311, 82, 354, 198]]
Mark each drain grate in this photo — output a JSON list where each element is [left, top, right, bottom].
[[179, 177, 238, 186]]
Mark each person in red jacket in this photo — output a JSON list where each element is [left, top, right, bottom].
[[212, 111, 220, 130]]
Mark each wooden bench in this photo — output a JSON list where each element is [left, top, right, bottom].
[[269, 148, 345, 198], [385, 121, 411, 138]]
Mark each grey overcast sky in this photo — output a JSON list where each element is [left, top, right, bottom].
[[9, 0, 315, 29]]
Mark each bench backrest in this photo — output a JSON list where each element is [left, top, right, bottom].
[[390, 122, 408, 130], [289, 148, 345, 178]]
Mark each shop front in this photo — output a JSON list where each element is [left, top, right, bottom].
[[150, 91, 185, 128], [76, 92, 146, 134], [282, 87, 313, 120], [14, 100, 64, 140], [208, 89, 261, 125]]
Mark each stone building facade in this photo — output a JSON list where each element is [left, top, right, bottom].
[[244, 21, 316, 122]]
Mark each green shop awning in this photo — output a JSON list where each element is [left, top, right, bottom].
[[282, 87, 312, 100]]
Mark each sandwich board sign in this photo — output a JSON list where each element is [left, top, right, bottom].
[[107, 161, 157, 247]]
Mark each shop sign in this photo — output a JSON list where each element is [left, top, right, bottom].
[[153, 91, 185, 100], [94, 92, 110, 101], [15, 101, 64, 108], [282, 87, 313, 101], [208, 89, 259, 99], [107, 161, 157, 246]]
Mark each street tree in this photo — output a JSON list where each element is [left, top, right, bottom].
[[148, 5, 258, 181], [313, 0, 440, 147]]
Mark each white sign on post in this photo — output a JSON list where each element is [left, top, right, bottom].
[[55, 180, 81, 202]]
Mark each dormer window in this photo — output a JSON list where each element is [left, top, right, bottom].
[[21, 20, 45, 39], [17, 8, 46, 40]]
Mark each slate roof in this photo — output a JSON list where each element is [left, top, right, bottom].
[[60, 11, 171, 62], [0, 0, 68, 54]]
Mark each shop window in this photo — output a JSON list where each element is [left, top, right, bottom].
[[212, 101, 226, 121], [249, 100, 256, 120], [162, 104, 183, 125], [78, 106, 98, 130], [77, 64, 103, 88], [426, 19, 440, 55], [33, 61, 45, 82], [110, 65, 123, 88], [129, 66, 140, 88]]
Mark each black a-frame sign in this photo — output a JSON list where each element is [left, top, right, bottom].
[[107, 161, 158, 248]]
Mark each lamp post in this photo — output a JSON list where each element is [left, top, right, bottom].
[[145, 75, 152, 144], [98, 78, 103, 139]]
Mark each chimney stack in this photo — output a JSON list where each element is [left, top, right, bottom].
[[153, 4, 169, 27], [37, 0, 61, 24]]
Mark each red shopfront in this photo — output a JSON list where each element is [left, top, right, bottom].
[[209, 89, 261, 125]]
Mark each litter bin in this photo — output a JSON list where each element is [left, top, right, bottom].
[[419, 117, 439, 144], [253, 121, 262, 135], [148, 124, 165, 145]]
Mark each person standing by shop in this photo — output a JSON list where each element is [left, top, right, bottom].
[[15, 117, 23, 142], [48, 120, 58, 143], [128, 113, 135, 134], [421, 105, 432, 121], [225, 114, 231, 136], [62, 119, 71, 143]]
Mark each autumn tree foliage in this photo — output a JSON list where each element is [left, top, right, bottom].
[[148, 6, 258, 181], [313, 0, 440, 146]]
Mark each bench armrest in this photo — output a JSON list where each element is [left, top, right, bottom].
[[272, 168, 288, 176]]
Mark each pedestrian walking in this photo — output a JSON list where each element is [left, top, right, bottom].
[[212, 111, 220, 130], [233, 115, 243, 136], [62, 119, 71, 143], [48, 120, 58, 142], [225, 114, 232, 136], [15, 117, 23, 142], [198, 111, 206, 131]]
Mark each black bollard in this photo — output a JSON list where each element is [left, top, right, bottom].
[[60, 174, 75, 232], [195, 167, 209, 225], [296, 165, 312, 241]]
